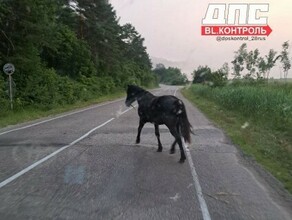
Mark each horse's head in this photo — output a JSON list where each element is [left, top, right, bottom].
[[125, 85, 144, 107]]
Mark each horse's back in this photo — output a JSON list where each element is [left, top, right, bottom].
[[155, 95, 181, 112], [152, 95, 183, 116]]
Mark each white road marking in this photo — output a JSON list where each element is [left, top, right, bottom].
[[174, 88, 178, 96], [174, 89, 211, 220], [169, 193, 181, 201], [120, 105, 137, 115], [0, 88, 162, 136], [183, 141, 211, 220], [0, 98, 124, 136], [0, 102, 136, 189], [187, 183, 193, 189], [0, 118, 115, 189], [0, 87, 212, 219]]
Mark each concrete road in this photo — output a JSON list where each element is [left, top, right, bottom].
[[0, 85, 291, 220]]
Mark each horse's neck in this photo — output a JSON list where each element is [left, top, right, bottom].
[[137, 91, 155, 106]]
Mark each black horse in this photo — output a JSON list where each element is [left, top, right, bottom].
[[125, 85, 193, 163]]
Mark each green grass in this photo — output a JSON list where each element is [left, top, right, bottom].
[[0, 90, 125, 129], [182, 84, 292, 193]]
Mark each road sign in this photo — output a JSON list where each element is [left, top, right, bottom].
[[2, 63, 16, 110], [5, 78, 16, 96], [3, 63, 15, 75]]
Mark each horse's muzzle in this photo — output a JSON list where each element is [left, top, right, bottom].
[[125, 97, 135, 107], [125, 100, 131, 107]]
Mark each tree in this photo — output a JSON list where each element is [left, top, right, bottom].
[[231, 43, 247, 78], [212, 63, 229, 87], [192, 66, 212, 84], [221, 62, 230, 76], [245, 49, 260, 78], [74, 0, 124, 77], [209, 70, 227, 87], [40, 25, 96, 78], [231, 44, 282, 80], [192, 64, 227, 87], [0, 0, 157, 111], [258, 49, 281, 79], [120, 23, 152, 71], [280, 41, 291, 80], [154, 65, 187, 85]]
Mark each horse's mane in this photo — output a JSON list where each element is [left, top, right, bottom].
[[128, 85, 153, 96], [128, 85, 145, 92]]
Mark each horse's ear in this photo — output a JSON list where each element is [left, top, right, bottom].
[[127, 85, 132, 91]]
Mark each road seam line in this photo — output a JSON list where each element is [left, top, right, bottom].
[[0, 118, 115, 189]]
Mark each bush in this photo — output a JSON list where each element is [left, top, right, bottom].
[[193, 66, 227, 87]]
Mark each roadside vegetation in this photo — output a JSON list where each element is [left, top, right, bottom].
[[0, 1, 157, 127], [183, 42, 292, 193], [153, 63, 188, 85], [0, 90, 125, 128]]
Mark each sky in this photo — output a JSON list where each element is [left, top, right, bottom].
[[110, 0, 292, 79]]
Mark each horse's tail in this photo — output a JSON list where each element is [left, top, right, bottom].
[[176, 100, 193, 144]]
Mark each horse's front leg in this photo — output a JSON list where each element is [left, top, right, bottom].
[[136, 119, 145, 144], [155, 124, 163, 152]]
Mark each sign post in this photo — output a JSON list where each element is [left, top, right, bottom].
[[3, 63, 15, 110]]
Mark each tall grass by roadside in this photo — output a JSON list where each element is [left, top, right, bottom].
[[191, 82, 292, 135], [183, 81, 292, 192]]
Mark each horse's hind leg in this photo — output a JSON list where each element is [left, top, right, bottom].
[[168, 124, 186, 163], [170, 140, 177, 154], [177, 137, 186, 163], [155, 124, 163, 152], [136, 120, 145, 144]]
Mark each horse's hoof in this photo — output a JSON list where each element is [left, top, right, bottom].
[[157, 148, 162, 152], [136, 140, 140, 144], [179, 158, 186, 163], [170, 149, 175, 154]]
